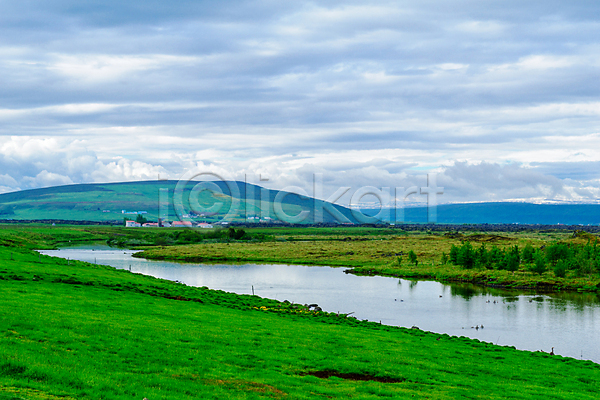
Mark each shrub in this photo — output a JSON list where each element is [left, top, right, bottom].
[[449, 245, 459, 264], [574, 252, 594, 277], [529, 251, 546, 275], [457, 242, 475, 269], [154, 236, 170, 246], [489, 246, 503, 264], [228, 227, 247, 240], [475, 243, 489, 269], [408, 250, 418, 266], [498, 252, 519, 271], [554, 259, 568, 278], [521, 243, 534, 263], [546, 242, 570, 263]]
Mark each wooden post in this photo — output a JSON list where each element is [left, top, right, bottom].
[[252, 285, 254, 295]]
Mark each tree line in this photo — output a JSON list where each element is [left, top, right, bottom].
[[443, 240, 600, 277], [107, 227, 260, 247]]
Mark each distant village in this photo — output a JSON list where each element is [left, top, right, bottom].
[[118, 209, 276, 228], [124, 219, 224, 228], [119, 209, 222, 228]]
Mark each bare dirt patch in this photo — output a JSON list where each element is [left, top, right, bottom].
[[304, 370, 405, 383]]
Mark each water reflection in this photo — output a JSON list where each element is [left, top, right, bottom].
[[449, 284, 478, 300], [38, 247, 600, 364]]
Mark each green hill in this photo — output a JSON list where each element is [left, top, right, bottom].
[[0, 180, 357, 224]]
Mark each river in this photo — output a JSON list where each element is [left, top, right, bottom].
[[38, 246, 600, 363]]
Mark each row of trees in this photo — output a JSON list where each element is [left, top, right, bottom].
[[107, 227, 257, 247], [444, 241, 600, 277], [158, 227, 249, 244]]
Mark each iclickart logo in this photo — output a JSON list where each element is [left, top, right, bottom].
[[156, 171, 442, 227]]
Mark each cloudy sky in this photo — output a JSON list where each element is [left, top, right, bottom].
[[1, 0, 599, 205]]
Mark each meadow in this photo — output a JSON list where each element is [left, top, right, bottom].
[[1, 224, 600, 399]]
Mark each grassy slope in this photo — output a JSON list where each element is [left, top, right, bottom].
[[0, 181, 342, 223], [0, 181, 225, 222], [137, 227, 600, 292], [1, 226, 599, 398]]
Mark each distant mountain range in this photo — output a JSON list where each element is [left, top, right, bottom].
[[400, 202, 600, 225], [1, 181, 599, 225]]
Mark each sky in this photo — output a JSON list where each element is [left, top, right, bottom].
[[1, 0, 599, 206]]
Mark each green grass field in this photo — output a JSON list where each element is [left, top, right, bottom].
[[1, 225, 600, 399]]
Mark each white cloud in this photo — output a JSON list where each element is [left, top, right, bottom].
[[490, 54, 577, 72], [0, 1, 599, 204], [455, 20, 508, 35], [25, 170, 73, 188], [0, 174, 18, 187], [48, 54, 202, 84]]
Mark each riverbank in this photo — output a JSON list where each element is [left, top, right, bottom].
[[136, 229, 600, 292], [347, 262, 600, 292], [2, 226, 600, 398]]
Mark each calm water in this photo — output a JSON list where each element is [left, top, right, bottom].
[[39, 246, 600, 363]]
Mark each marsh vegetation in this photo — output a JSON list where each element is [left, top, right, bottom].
[[137, 227, 600, 292]]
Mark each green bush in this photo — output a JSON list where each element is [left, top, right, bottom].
[[449, 245, 459, 264], [529, 251, 546, 275], [522, 243, 535, 263], [554, 259, 568, 278], [457, 241, 475, 269], [408, 250, 418, 266]]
